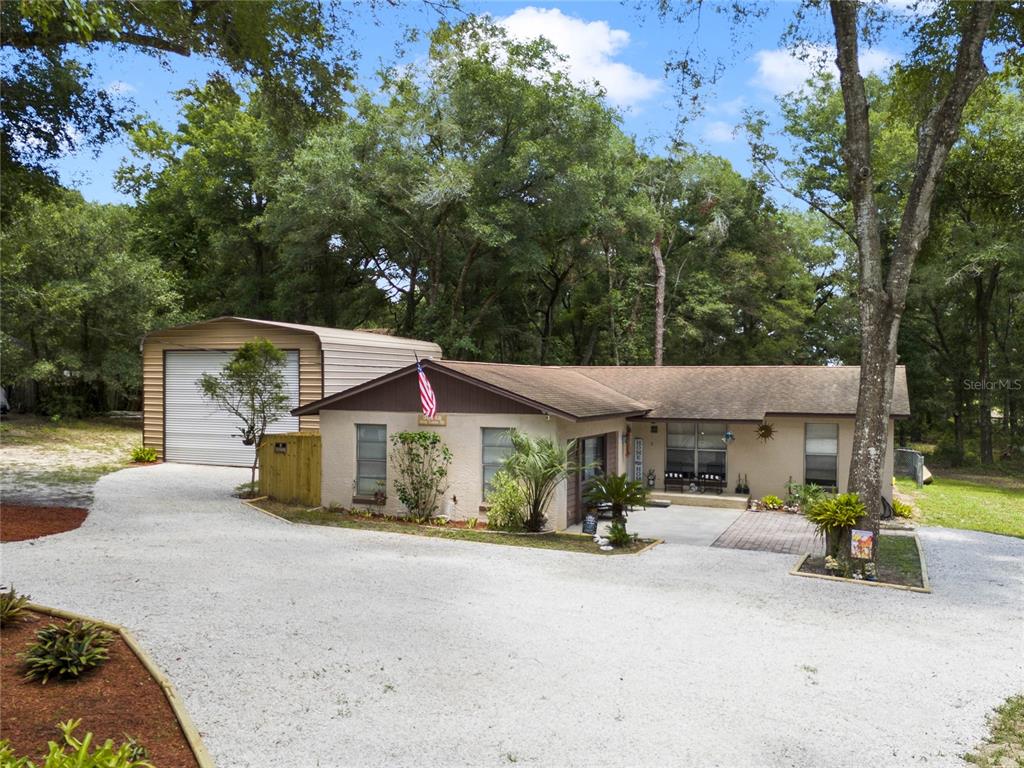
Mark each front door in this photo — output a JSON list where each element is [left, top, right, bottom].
[[568, 435, 607, 525]]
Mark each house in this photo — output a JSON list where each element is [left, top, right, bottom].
[[293, 360, 911, 530], [141, 317, 441, 466]]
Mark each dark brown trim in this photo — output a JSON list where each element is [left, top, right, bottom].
[[577, 410, 650, 422], [293, 360, 588, 421]]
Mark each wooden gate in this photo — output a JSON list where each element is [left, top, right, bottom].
[[257, 432, 321, 506]]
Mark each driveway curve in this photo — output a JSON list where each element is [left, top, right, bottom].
[[2, 464, 1022, 768]]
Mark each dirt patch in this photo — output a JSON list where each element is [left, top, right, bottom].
[[1, 505, 88, 542], [0, 610, 199, 767]]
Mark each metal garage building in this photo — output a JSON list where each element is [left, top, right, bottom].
[[142, 317, 441, 466]]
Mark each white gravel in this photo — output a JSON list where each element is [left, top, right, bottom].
[[2, 463, 1022, 768]]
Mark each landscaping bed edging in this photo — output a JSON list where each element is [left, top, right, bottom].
[[243, 499, 663, 554], [789, 534, 932, 594], [25, 602, 214, 768]]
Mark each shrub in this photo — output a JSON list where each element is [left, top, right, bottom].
[[0, 586, 30, 626], [22, 620, 114, 683], [760, 494, 784, 510], [892, 499, 914, 518], [233, 481, 259, 499], [389, 431, 452, 522], [786, 482, 827, 512], [129, 445, 158, 463], [485, 471, 526, 532], [804, 493, 866, 558], [583, 474, 649, 521], [503, 430, 575, 532], [605, 519, 636, 548], [0, 720, 154, 767]]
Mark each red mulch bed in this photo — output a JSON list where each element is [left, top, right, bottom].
[[0, 610, 199, 766], [0, 505, 88, 542]]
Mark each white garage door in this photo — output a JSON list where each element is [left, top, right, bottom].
[[165, 350, 300, 466]]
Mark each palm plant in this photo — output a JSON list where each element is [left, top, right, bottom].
[[584, 473, 649, 522], [503, 430, 577, 532]]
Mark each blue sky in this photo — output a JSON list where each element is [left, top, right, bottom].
[[53, 2, 912, 205]]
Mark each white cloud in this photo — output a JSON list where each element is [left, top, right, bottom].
[[750, 45, 896, 95], [702, 121, 736, 143], [498, 7, 662, 108], [710, 96, 746, 117], [105, 80, 136, 95]]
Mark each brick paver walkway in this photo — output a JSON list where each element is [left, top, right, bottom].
[[711, 510, 824, 555]]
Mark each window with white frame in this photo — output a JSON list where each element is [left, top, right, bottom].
[[355, 424, 387, 496], [805, 423, 839, 489], [482, 427, 514, 495]]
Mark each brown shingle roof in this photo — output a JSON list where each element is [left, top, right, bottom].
[[569, 365, 910, 420], [433, 361, 650, 420], [294, 359, 910, 421]]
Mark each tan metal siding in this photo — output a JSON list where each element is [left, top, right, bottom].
[[142, 319, 323, 459], [321, 342, 441, 394]]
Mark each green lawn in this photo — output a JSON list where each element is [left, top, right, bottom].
[[798, 534, 924, 589], [964, 695, 1024, 767], [895, 475, 1024, 539], [0, 413, 140, 453], [253, 500, 658, 555]]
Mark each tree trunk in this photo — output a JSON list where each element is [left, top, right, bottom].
[[652, 232, 666, 366], [975, 268, 1000, 464], [828, 0, 994, 538]]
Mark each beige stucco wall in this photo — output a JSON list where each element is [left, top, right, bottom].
[[319, 410, 896, 531], [320, 410, 559, 521], [634, 416, 895, 501]]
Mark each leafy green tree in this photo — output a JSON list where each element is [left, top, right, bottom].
[[0, 190, 179, 415], [268, 19, 635, 360], [1, 0, 353, 194], [657, 0, 1020, 537], [198, 339, 291, 488], [119, 80, 287, 319]]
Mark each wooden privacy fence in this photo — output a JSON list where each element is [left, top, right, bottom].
[[257, 432, 321, 506]]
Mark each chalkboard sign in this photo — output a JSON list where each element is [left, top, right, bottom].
[[582, 514, 598, 535]]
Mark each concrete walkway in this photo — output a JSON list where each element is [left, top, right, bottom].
[[2, 464, 1022, 768], [569, 505, 743, 546]]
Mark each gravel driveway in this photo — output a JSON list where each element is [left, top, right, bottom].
[[2, 464, 1021, 768]]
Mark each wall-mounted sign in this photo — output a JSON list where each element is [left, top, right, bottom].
[[417, 414, 447, 427]]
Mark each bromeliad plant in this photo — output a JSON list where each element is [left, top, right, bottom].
[[604, 519, 637, 548], [502, 430, 577, 532], [804, 493, 866, 560], [389, 431, 452, 523], [0, 720, 155, 767], [129, 445, 158, 463], [0, 586, 30, 626], [22, 620, 114, 683], [583, 473, 649, 522]]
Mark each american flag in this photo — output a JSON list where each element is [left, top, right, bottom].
[[417, 361, 437, 418]]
